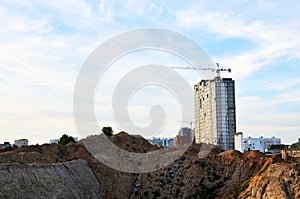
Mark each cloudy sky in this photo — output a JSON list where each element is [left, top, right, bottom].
[[1, 0, 300, 144]]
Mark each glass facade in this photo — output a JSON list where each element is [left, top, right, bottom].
[[194, 77, 236, 150]]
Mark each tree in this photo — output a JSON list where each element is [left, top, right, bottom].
[[59, 134, 76, 145], [290, 141, 300, 150], [102, 126, 113, 137]]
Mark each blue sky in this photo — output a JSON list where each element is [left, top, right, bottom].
[[0, 0, 300, 144]]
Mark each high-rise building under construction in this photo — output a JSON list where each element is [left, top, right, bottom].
[[194, 76, 236, 150]]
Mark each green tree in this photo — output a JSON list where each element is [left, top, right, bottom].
[[102, 126, 113, 137], [289, 138, 300, 149], [59, 134, 76, 145]]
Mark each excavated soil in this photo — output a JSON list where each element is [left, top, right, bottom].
[[0, 132, 295, 199]]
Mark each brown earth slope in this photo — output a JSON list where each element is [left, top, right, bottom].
[[0, 160, 101, 199], [0, 132, 296, 199], [239, 163, 300, 199]]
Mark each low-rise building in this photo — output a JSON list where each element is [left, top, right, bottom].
[[234, 132, 281, 153], [0, 142, 11, 149], [14, 139, 28, 147], [174, 135, 189, 146], [266, 144, 287, 154], [178, 127, 194, 143], [147, 137, 174, 147], [50, 139, 59, 144]]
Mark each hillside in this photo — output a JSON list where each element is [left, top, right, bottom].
[[239, 163, 300, 199], [0, 160, 100, 199], [0, 132, 298, 198]]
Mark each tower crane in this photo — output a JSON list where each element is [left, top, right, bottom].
[[171, 63, 231, 77]]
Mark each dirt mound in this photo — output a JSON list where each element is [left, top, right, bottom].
[[243, 150, 266, 159], [113, 131, 129, 137], [109, 131, 158, 153], [0, 146, 17, 153], [180, 143, 223, 159], [239, 163, 300, 199], [218, 150, 242, 158], [0, 132, 294, 199]]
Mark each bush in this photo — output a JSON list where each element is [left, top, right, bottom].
[[59, 134, 76, 146], [102, 126, 113, 136]]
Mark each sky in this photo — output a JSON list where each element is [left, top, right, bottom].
[[0, 0, 300, 145]]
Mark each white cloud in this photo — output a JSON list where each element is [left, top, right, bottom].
[[121, 0, 164, 17], [176, 6, 300, 79], [0, 3, 95, 144], [237, 91, 300, 144], [240, 96, 262, 101], [262, 78, 300, 91], [1, 0, 300, 145], [270, 90, 300, 104]]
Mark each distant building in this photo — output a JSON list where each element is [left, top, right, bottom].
[[267, 144, 287, 154], [0, 142, 11, 149], [147, 137, 174, 147], [3, 142, 11, 148], [50, 136, 78, 144], [178, 127, 194, 143], [234, 132, 244, 152], [174, 135, 189, 146], [14, 139, 28, 147], [194, 76, 236, 150], [173, 127, 193, 146], [234, 133, 281, 153], [50, 139, 59, 144]]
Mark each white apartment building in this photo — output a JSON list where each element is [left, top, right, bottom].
[[194, 76, 236, 150], [235, 132, 281, 153], [14, 139, 28, 147], [234, 132, 244, 152], [147, 137, 174, 147]]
